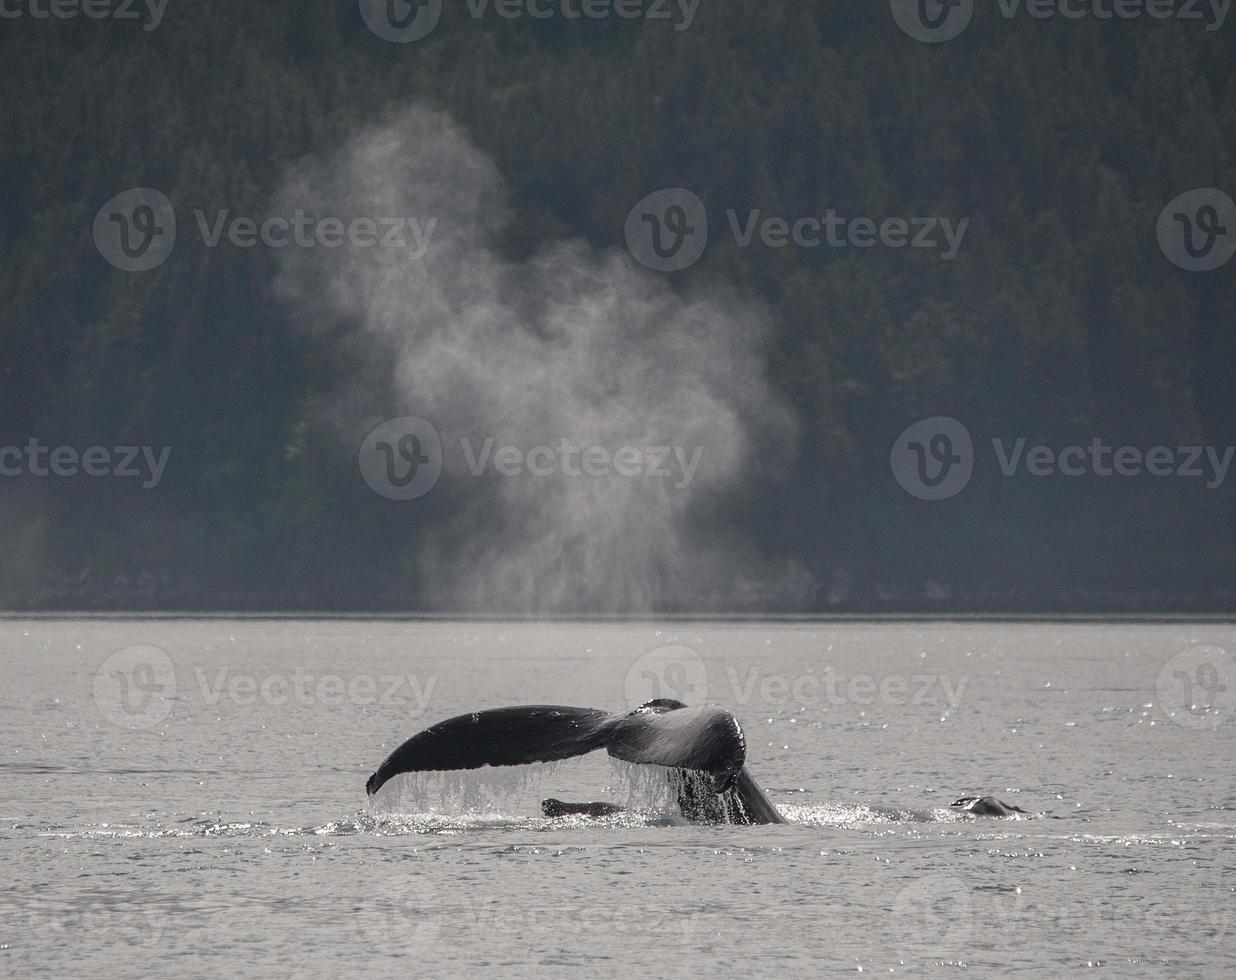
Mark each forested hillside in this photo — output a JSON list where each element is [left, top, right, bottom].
[[1, 1, 1233, 611]]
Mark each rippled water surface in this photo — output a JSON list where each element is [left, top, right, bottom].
[[3, 618, 1235, 977]]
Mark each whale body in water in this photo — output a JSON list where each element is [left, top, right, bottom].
[[365, 699, 1025, 825], [949, 795, 1027, 817]]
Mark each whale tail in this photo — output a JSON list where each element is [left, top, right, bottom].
[[365, 704, 616, 798], [365, 700, 785, 824]]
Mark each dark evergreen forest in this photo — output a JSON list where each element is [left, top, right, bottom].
[[1, 1, 1233, 611]]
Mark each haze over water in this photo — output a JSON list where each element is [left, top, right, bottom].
[[2, 618, 1234, 977]]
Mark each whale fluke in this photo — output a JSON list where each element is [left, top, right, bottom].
[[365, 699, 785, 824], [604, 699, 747, 793], [364, 705, 614, 797]]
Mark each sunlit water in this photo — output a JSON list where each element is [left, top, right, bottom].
[[2, 618, 1234, 977]]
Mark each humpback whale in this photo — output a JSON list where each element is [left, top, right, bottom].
[[365, 698, 786, 824], [364, 699, 1026, 825], [949, 795, 1027, 817], [541, 799, 624, 818]]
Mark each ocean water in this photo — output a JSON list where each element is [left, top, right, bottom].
[[2, 618, 1234, 977]]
